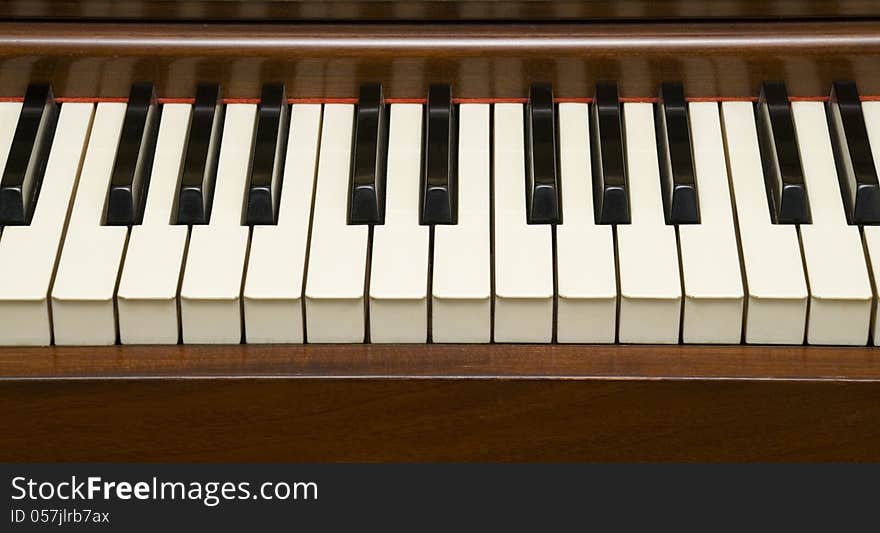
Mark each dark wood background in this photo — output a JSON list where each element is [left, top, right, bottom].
[[3, 1, 880, 22], [2, 345, 879, 462], [1, 21, 880, 99]]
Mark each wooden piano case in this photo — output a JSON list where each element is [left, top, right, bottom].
[[1, 1, 879, 462]]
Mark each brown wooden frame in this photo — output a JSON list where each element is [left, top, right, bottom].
[[2, 345, 879, 462], [1, 21, 880, 99], [3, 1, 880, 22]]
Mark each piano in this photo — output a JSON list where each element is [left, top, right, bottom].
[[1, 0, 879, 461]]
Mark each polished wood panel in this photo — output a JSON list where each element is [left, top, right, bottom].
[[1, 344, 880, 380], [1, 21, 880, 99], [2, 377, 879, 462], [2, 1, 880, 22], [1, 345, 878, 461]]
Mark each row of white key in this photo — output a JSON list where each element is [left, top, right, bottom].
[[723, 101, 874, 345], [0, 100, 878, 345]]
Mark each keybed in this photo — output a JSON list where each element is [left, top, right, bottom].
[[1, 82, 879, 346]]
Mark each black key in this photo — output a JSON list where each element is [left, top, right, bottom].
[[656, 82, 700, 224], [245, 83, 287, 226], [525, 83, 561, 224], [828, 81, 880, 225], [420, 84, 457, 225], [756, 81, 810, 224], [0, 84, 58, 225], [105, 83, 160, 226], [591, 82, 630, 224], [348, 83, 388, 225], [177, 83, 224, 225]]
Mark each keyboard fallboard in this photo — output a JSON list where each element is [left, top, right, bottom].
[[0, 21, 879, 100]]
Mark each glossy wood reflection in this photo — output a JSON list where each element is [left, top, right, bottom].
[[2, 344, 880, 380], [1, 22, 880, 99], [2, 0, 880, 21]]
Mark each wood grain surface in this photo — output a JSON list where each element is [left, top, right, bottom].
[[1, 345, 879, 462], [1, 344, 880, 380], [3, 377, 878, 462], [0, 21, 879, 99], [3, 1, 880, 22]]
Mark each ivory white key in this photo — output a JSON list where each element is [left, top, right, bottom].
[[0, 102, 22, 198], [616, 103, 681, 343], [555, 103, 616, 343], [52, 103, 128, 345], [369, 104, 429, 342], [116, 104, 190, 344], [677, 103, 744, 343], [305, 104, 369, 343], [721, 102, 807, 344], [179, 104, 254, 343], [432, 104, 491, 343], [0, 102, 20, 242], [493, 103, 553, 342], [243, 104, 321, 343], [792, 102, 872, 345], [0, 103, 92, 345], [860, 102, 880, 345]]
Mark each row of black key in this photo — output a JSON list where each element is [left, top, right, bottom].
[[756, 80, 880, 225], [347, 82, 461, 226], [103, 82, 285, 227], [353, 81, 694, 227], [542, 79, 880, 227], [2, 80, 879, 229]]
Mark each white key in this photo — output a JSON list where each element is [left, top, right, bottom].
[[0, 103, 21, 178], [678, 103, 744, 343], [721, 102, 808, 344], [116, 104, 190, 344], [0, 103, 93, 345], [243, 104, 321, 343], [0, 102, 24, 337], [0, 102, 21, 250], [0, 103, 21, 233], [616, 103, 682, 343], [860, 102, 880, 345], [369, 104, 429, 343], [52, 103, 129, 345], [432, 104, 491, 343], [179, 104, 254, 343], [493, 103, 553, 342], [792, 102, 872, 345], [305, 104, 369, 343], [555, 103, 616, 343]]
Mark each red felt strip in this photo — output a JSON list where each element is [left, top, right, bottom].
[[0, 94, 872, 105]]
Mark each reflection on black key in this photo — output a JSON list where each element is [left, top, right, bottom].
[[656, 82, 699, 224], [0, 84, 58, 225], [525, 83, 560, 224], [591, 82, 630, 224], [420, 84, 456, 225], [245, 83, 287, 226], [348, 83, 388, 225], [828, 81, 880, 225], [106, 83, 160, 226], [177, 83, 224, 225], [756, 81, 810, 224]]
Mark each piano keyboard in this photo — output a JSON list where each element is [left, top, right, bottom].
[[0, 80, 879, 347]]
